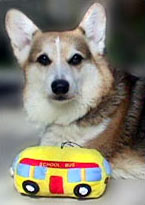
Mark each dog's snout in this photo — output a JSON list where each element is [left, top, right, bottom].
[[51, 79, 69, 95]]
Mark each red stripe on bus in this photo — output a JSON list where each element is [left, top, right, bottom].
[[20, 158, 99, 168]]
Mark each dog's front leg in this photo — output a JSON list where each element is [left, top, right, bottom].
[[110, 148, 145, 179], [40, 127, 63, 146]]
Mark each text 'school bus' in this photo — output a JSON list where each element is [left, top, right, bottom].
[[12, 146, 112, 199]]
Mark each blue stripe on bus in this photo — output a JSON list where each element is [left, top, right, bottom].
[[12, 154, 20, 172], [68, 168, 81, 183], [86, 168, 102, 181], [17, 164, 30, 177], [104, 159, 112, 176], [34, 166, 47, 180]]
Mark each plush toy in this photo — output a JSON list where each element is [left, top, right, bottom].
[[11, 144, 112, 199]]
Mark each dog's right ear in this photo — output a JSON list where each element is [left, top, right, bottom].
[[5, 9, 40, 66], [79, 3, 106, 56]]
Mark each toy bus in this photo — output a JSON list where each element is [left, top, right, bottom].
[[12, 146, 111, 199]]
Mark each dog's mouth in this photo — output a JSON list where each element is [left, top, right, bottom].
[[53, 96, 68, 101], [50, 95, 75, 103]]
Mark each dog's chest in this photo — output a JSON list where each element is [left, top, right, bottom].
[[40, 118, 110, 146]]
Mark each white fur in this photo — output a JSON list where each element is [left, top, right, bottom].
[[40, 118, 111, 146], [55, 36, 62, 78]]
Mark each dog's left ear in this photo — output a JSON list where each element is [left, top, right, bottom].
[[79, 3, 106, 55]]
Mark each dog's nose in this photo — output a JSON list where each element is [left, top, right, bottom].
[[51, 79, 69, 95]]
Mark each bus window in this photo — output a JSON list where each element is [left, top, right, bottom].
[[104, 159, 112, 176], [68, 169, 81, 183], [34, 166, 47, 180], [17, 164, 30, 177], [86, 168, 102, 182]]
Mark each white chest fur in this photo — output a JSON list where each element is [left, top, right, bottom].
[[40, 118, 110, 146]]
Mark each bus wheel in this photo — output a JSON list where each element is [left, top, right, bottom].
[[105, 177, 109, 184], [22, 180, 39, 195], [74, 184, 91, 198]]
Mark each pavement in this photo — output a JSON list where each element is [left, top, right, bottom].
[[0, 108, 145, 205]]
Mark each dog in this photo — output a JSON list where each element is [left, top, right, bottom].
[[5, 3, 145, 179]]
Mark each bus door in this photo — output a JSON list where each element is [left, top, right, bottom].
[[49, 176, 64, 194]]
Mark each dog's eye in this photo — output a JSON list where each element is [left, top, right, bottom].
[[68, 54, 84, 66], [37, 54, 52, 66]]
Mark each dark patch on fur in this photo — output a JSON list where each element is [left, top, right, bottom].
[[120, 78, 145, 145], [130, 79, 145, 152]]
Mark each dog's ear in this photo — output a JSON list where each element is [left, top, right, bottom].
[[79, 3, 106, 55], [5, 9, 40, 66]]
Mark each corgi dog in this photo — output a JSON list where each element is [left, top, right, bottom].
[[5, 3, 145, 179]]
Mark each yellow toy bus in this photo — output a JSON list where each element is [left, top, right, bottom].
[[12, 146, 111, 199]]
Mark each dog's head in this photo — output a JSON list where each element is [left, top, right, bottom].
[[5, 4, 114, 126]]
